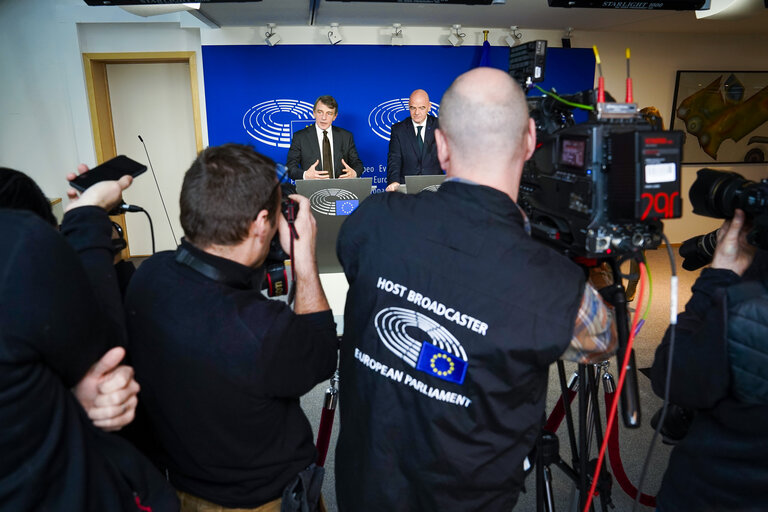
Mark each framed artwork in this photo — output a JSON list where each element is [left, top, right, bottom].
[[670, 70, 768, 164]]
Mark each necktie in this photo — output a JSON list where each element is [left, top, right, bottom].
[[416, 126, 424, 153], [322, 130, 333, 179]]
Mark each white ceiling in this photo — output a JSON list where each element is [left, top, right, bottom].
[[193, 0, 768, 34]]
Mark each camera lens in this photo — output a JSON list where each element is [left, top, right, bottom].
[[689, 168, 748, 219]]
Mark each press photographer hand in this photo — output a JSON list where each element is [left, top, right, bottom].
[[65, 163, 133, 213], [711, 209, 756, 276]]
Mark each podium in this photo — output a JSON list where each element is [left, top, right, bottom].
[[295, 177, 373, 273]]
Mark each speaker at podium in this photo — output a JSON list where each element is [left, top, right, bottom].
[[295, 177, 373, 273]]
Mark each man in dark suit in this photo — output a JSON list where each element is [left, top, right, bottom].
[[385, 89, 442, 192], [286, 95, 364, 180]]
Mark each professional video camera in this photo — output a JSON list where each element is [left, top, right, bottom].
[[518, 98, 684, 259], [679, 168, 768, 270]]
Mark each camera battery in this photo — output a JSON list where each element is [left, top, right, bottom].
[[607, 130, 683, 221]]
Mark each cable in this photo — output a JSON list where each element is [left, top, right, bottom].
[[633, 233, 677, 512], [533, 85, 595, 111], [583, 262, 646, 512], [138, 135, 179, 246], [141, 207, 156, 255], [632, 253, 653, 337]]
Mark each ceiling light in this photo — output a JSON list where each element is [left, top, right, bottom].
[[506, 26, 522, 47], [391, 23, 404, 46], [265, 23, 281, 46], [328, 23, 343, 45], [448, 24, 465, 47]]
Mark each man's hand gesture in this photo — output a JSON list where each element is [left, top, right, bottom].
[[303, 160, 329, 180], [338, 159, 357, 179], [385, 182, 401, 192]]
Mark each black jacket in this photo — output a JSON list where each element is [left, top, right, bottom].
[[125, 240, 338, 508], [386, 115, 441, 185], [334, 180, 585, 511], [0, 208, 177, 511], [651, 266, 768, 511], [286, 124, 364, 180]]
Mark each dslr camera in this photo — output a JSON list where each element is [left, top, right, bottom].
[[680, 168, 768, 270], [263, 165, 298, 297]]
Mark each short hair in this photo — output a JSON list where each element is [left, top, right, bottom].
[[179, 144, 279, 247], [314, 95, 338, 113], [438, 69, 530, 163], [0, 168, 57, 226]]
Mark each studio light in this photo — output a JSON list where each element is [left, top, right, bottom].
[[265, 23, 281, 46], [562, 26, 573, 48], [328, 23, 343, 45], [448, 24, 465, 47], [391, 23, 404, 46], [505, 26, 522, 47]]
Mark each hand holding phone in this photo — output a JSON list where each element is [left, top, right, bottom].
[[69, 155, 147, 192], [65, 157, 142, 214]]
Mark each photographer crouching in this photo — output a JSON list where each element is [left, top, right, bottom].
[[651, 169, 768, 511]]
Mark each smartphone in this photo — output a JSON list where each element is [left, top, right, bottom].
[[69, 155, 147, 192]]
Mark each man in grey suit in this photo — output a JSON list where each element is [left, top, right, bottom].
[[286, 95, 364, 180], [385, 89, 442, 192]]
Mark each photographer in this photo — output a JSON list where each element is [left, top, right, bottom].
[[651, 209, 768, 511], [125, 144, 338, 511]]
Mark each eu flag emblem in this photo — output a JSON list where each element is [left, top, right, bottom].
[[335, 199, 359, 216], [415, 341, 467, 385]]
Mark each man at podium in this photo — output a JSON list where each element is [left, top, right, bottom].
[[385, 89, 442, 192], [286, 95, 364, 180]]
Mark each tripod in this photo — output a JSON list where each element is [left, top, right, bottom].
[[534, 258, 642, 512]]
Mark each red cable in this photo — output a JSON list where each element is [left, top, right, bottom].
[[604, 389, 657, 507], [582, 262, 646, 512]]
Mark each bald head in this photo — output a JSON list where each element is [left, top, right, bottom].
[[437, 68, 532, 181], [409, 89, 431, 124]]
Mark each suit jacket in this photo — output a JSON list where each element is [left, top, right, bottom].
[[286, 124, 364, 180], [386, 115, 442, 185]]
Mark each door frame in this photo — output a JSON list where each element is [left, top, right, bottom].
[[82, 51, 204, 257]]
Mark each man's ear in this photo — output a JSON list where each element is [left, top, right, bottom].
[[435, 128, 451, 173], [251, 209, 272, 242], [523, 118, 537, 161]]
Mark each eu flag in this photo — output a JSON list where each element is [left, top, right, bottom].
[[415, 341, 468, 385], [335, 199, 359, 216]]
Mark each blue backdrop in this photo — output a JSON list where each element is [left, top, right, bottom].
[[202, 45, 594, 191]]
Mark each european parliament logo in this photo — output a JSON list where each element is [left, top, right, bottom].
[[308, 189, 360, 216], [242, 99, 314, 148], [374, 307, 468, 385], [368, 98, 440, 142]]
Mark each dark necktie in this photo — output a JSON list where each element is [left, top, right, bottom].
[[322, 130, 333, 179], [416, 126, 424, 153]]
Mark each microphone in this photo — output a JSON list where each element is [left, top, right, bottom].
[[138, 134, 179, 246]]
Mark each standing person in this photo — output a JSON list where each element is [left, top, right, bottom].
[[126, 144, 338, 511], [651, 209, 768, 511], [385, 89, 442, 192], [0, 167, 177, 511], [334, 67, 616, 511], [287, 95, 364, 180]]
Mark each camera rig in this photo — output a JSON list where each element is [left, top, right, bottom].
[[519, 96, 684, 259]]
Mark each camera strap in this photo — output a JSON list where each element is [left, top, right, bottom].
[[175, 244, 258, 290]]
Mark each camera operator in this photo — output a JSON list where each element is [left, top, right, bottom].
[[651, 209, 768, 511], [0, 167, 177, 510], [125, 144, 338, 512], [334, 68, 617, 511]]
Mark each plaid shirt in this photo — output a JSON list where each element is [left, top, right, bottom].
[[562, 282, 618, 364]]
